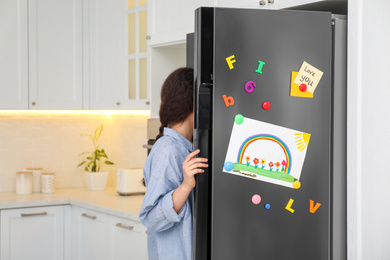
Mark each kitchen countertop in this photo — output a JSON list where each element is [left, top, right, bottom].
[[0, 187, 145, 222]]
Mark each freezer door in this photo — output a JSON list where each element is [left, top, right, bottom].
[[210, 8, 334, 260]]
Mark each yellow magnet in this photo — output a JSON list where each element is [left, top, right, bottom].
[[285, 198, 295, 213]]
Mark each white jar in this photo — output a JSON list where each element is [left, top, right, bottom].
[[15, 171, 33, 195], [26, 167, 43, 193], [41, 173, 55, 193]]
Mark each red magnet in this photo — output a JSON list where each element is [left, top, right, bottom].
[[299, 83, 307, 92], [262, 101, 271, 110]]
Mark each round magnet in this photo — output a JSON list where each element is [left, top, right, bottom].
[[224, 161, 234, 171], [262, 101, 271, 110], [293, 181, 301, 189], [252, 194, 261, 205], [264, 203, 271, 210], [299, 84, 307, 92], [234, 114, 244, 124]]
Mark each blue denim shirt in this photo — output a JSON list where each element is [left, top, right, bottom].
[[139, 128, 193, 260]]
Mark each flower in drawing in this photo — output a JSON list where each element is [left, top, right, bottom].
[[269, 162, 274, 171], [245, 156, 250, 166], [261, 159, 266, 169], [253, 158, 259, 169], [275, 161, 281, 172], [281, 160, 286, 172]]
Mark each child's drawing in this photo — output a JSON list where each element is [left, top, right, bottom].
[[223, 116, 311, 189]]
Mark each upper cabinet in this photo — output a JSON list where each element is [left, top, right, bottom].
[[29, 0, 83, 109], [0, 0, 83, 109], [87, 0, 150, 109], [148, 0, 211, 46], [0, 0, 29, 109]]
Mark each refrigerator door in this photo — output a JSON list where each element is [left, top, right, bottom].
[[195, 7, 335, 260]]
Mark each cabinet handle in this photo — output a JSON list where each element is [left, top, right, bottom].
[[267, 0, 274, 3], [81, 213, 97, 220], [21, 212, 47, 217], [116, 102, 121, 106], [146, 35, 151, 40], [259, 0, 266, 5], [31, 102, 36, 106], [116, 223, 134, 230]]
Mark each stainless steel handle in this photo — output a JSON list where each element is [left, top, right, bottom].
[[143, 144, 154, 149], [116, 223, 134, 230], [268, 0, 274, 3], [259, 0, 266, 5], [21, 212, 47, 217], [81, 213, 97, 220]]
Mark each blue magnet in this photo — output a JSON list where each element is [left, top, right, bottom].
[[264, 203, 271, 210], [224, 161, 234, 171]]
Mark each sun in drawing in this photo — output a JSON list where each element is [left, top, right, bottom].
[[294, 132, 311, 152]]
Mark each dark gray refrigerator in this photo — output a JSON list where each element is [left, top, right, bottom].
[[192, 7, 347, 260]]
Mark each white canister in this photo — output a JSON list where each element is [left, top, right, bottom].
[[26, 167, 43, 193], [41, 173, 55, 193], [15, 171, 33, 195]]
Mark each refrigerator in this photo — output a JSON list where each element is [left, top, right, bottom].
[[192, 7, 347, 260]]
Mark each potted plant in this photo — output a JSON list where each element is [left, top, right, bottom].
[[78, 124, 114, 190]]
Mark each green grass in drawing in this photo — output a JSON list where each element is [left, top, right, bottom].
[[233, 163, 297, 183]]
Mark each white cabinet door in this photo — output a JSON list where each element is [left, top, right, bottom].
[[28, 0, 83, 109], [0, 206, 64, 260], [87, 0, 150, 110], [71, 206, 110, 260], [0, 0, 29, 109], [109, 215, 148, 260], [149, 0, 211, 46]]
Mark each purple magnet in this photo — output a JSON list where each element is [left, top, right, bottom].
[[244, 81, 257, 93]]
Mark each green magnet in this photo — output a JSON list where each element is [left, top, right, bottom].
[[234, 114, 244, 124]]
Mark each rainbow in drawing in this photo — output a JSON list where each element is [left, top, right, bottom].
[[237, 134, 292, 173]]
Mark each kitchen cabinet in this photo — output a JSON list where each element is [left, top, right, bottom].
[[148, 0, 211, 47], [0, 0, 82, 110], [0, 205, 66, 260], [0, 0, 28, 109], [71, 206, 148, 260], [86, 0, 150, 110], [71, 206, 110, 260], [28, 0, 83, 109], [109, 215, 148, 260]]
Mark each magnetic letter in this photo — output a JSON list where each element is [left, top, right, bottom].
[[222, 95, 235, 107], [309, 200, 321, 213], [244, 81, 256, 93], [255, 61, 265, 74], [226, 55, 236, 69], [285, 198, 295, 213]]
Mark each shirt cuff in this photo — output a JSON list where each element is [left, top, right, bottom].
[[161, 190, 186, 223]]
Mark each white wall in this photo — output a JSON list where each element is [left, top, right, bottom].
[[0, 111, 149, 192], [348, 1, 390, 259]]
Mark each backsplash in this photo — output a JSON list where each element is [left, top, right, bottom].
[[0, 111, 149, 192]]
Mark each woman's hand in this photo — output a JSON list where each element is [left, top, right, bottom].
[[182, 149, 208, 191]]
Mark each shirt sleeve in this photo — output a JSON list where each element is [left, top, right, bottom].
[[139, 148, 189, 232]]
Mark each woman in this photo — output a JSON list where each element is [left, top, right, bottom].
[[139, 67, 208, 260]]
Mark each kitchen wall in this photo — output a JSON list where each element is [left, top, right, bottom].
[[0, 111, 149, 192]]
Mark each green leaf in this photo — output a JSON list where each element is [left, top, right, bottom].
[[77, 161, 87, 167], [81, 133, 94, 142], [79, 152, 89, 156], [84, 166, 89, 171], [105, 160, 115, 165], [94, 124, 103, 140], [91, 165, 96, 172]]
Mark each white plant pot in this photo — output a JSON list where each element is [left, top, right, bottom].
[[84, 171, 108, 191]]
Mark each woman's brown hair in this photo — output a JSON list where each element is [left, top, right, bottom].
[[141, 67, 194, 186]]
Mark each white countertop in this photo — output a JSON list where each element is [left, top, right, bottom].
[[0, 187, 145, 222]]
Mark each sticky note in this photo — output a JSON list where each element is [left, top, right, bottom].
[[290, 71, 313, 98], [293, 61, 323, 93]]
